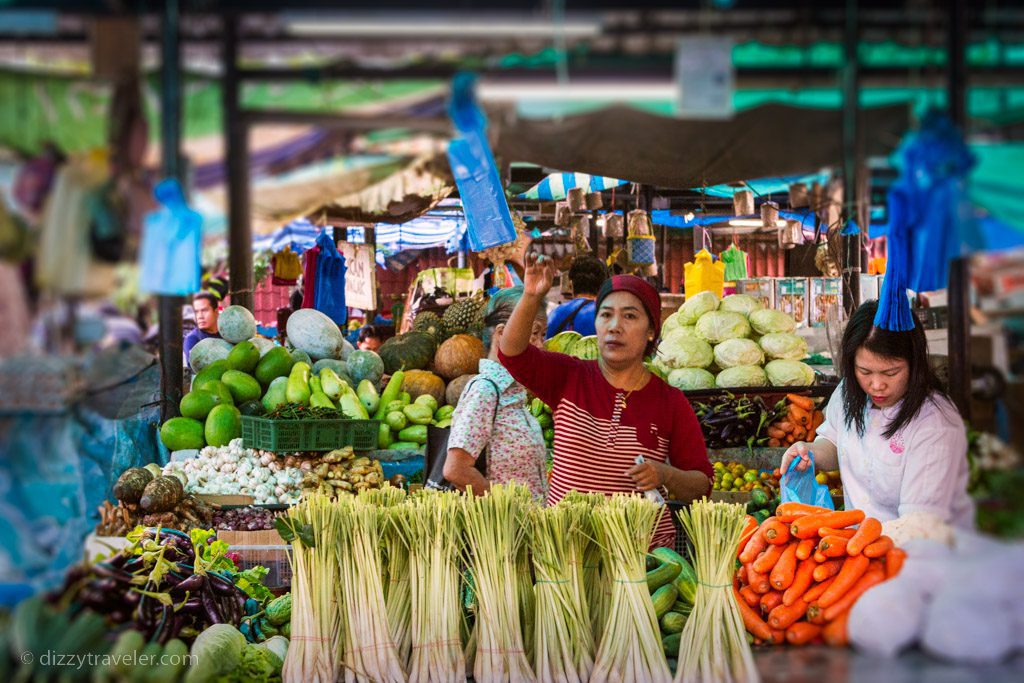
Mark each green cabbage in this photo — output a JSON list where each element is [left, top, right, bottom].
[[185, 624, 247, 683], [713, 338, 765, 369], [748, 309, 797, 335], [759, 333, 809, 361], [666, 368, 716, 391], [663, 326, 699, 345], [656, 336, 714, 369], [661, 311, 685, 336], [715, 366, 769, 388], [719, 294, 764, 316], [764, 359, 816, 386], [695, 311, 751, 344], [677, 291, 720, 325]]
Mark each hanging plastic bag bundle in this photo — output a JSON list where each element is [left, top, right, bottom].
[[683, 248, 725, 299], [313, 229, 348, 326], [138, 178, 202, 296]]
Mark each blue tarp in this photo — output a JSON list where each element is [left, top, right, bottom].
[[690, 173, 828, 199]]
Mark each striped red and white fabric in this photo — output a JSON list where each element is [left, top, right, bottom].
[[499, 344, 713, 548]]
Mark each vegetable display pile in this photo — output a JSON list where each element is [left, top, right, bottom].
[[530, 398, 556, 450], [297, 448, 386, 498], [734, 503, 904, 648], [212, 506, 280, 532], [692, 394, 776, 450], [97, 468, 215, 536], [643, 546, 697, 660], [185, 622, 287, 683], [764, 394, 825, 448], [166, 441, 305, 505]]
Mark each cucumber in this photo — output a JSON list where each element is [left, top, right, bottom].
[[672, 557, 699, 606], [650, 583, 679, 619], [663, 632, 682, 659], [645, 557, 682, 592], [660, 610, 687, 635], [147, 639, 189, 683]]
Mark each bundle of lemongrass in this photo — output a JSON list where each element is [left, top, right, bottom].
[[360, 486, 412, 668], [562, 491, 609, 643], [529, 503, 596, 683], [462, 483, 537, 682], [280, 493, 342, 683], [590, 494, 672, 683], [397, 491, 467, 683], [335, 497, 406, 683], [673, 499, 759, 683]]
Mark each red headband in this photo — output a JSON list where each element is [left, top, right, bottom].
[[596, 275, 662, 353]]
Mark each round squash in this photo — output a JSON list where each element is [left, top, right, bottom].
[[433, 334, 485, 380], [402, 370, 446, 405], [378, 331, 437, 375], [445, 373, 477, 408]]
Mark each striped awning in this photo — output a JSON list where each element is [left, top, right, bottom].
[[251, 219, 322, 254], [516, 172, 628, 201]]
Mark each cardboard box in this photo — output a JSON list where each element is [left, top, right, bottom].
[[775, 278, 809, 327], [810, 278, 844, 327], [218, 529, 291, 588], [736, 278, 775, 310]]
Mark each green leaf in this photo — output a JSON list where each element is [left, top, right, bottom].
[[133, 588, 174, 607], [234, 566, 274, 605], [273, 517, 295, 544]]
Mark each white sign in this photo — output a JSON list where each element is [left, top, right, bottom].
[[339, 242, 377, 310], [675, 36, 734, 119]]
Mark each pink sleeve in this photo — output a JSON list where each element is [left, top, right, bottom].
[[497, 344, 582, 409]]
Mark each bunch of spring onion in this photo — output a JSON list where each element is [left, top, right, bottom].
[[335, 496, 406, 683], [396, 491, 467, 683], [360, 486, 412, 667], [462, 483, 537, 683], [590, 494, 672, 683], [529, 503, 596, 683], [673, 499, 759, 683], [280, 493, 342, 683], [562, 490, 609, 642]]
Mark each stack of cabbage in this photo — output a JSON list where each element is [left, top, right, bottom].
[[654, 292, 815, 390]]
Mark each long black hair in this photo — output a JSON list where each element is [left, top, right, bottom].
[[840, 300, 946, 438]]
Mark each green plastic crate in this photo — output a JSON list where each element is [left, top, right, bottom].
[[240, 416, 380, 452]]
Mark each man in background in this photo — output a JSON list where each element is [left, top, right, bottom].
[[183, 292, 222, 359], [545, 255, 608, 339]]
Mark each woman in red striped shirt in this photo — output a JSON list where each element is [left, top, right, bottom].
[[499, 254, 713, 548]]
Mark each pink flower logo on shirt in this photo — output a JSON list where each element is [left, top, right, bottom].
[[889, 433, 905, 455]]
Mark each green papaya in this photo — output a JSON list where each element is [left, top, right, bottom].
[[179, 389, 222, 420], [201, 379, 235, 406], [160, 417, 205, 451], [310, 390, 336, 409], [403, 403, 433, 425], [309, 375, 323, 395], [206, 404, 242, 447], [255, 346, 294, 386], [286, 362, 312, 405], [386, 411, 408, 431], [319, 367, 346, 401], [262, 376, 289, 412], [221, 370, 262, 403], [192, 360, 230, 391], [357, 379, 380, 414], [338, 392, 369, 420], [227, 340, 261, 373], [398, 424, 428, 445]]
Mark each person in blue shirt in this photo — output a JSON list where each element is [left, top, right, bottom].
[[183, 292, 223, 359], [545, 255, 608, 339]]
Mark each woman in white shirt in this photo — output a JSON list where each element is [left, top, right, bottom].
[[781, 301, 974, 528]]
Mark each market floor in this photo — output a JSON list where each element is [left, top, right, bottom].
[[754, 647, 1024, 683]]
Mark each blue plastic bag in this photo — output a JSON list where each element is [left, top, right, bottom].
[[780, 454, 835, 510], [313, 230, 347, 326], [138, 179, 202, 295]]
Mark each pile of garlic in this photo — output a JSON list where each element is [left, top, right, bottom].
[[165, 439, 305, 505]]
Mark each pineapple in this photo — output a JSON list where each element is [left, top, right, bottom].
[[442, 294, 486, 337], [413, 311, 445, 341]]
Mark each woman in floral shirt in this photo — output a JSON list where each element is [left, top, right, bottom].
[[444, 287, 549, 499]]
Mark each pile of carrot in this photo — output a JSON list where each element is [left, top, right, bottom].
[[733, 502, 906, 647], [767, 394, 825, 448]]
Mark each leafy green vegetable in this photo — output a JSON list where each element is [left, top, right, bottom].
[[191, 528, 236, 575], [184, 624, 247, 683], [234, 566, 274, 605], [214, 644, 282, 683]]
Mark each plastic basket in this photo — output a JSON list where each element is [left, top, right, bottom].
[[241, 416, 380, 452], [230, 544, 292, 589]]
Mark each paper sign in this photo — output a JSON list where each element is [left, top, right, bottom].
[[675, 36, 734, 119], [339, 242, 376, 310]]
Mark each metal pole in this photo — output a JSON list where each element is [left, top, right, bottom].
[[224, 16, 254, 311], [158, 0, 184, 422], [841, 0, 862, 315], [948, 0, 971, 419]]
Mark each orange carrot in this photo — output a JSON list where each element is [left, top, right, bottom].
[[813, 550, 828, 564], [816, 554, 871, 608], [792, 425, 808, 440], [760, 590, 783, 616], [863, 535, 894, 558], [788, 405, 812, 427], [752, 544, 787, 574], [745, 563, 771, 594], [783, 559, 819, 606], [785, 434, 796, 445], [823, 569, 887, 621], [846, 518, 882, 555], [806, 429, 817, 442], [818, 527, 857, 539], [786, 393, 815, 412], [768, 600, 809, 630], [736, 565, 748, 585], [818, 535, 849, 558], [768, 438, 782, 447], [805, 602, 826, 624], [812, 559, 844, 582], [734, 587, 774, 641], [802, 576, 836, 604], [739, 526, 769, 564], [796, 538, 817, 561], [768, 630, 786, 646], [811, 410, 826, 430], [823, 610, 850, 646], [739, 585, 761, 608], [785, 622, 823, 646], [762, 519, 791, 546], [737, 515, 760, 558], [777, 421, 795, 433], [776, 502, 829, 523], [885, 548, 907, 578], [767, 427, 787, 440], [770, 543, 800, 590], [790, 510, 866, 539]]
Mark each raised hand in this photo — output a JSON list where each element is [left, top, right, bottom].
[[522, 252, 557, 298]]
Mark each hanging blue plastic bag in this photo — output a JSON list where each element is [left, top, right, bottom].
[[138, 178, 202, 295], [780, 454, 835, 510], [313, 229, 347, 326]]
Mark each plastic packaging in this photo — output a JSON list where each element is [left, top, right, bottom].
[[780, 453, 835, 510]]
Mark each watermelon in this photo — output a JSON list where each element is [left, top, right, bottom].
[[545, 331, 582, 355], [346, 350, 384, 386], [286, 309, 353, 361], [219, 306, 257, 344], [570, 335, 600, 360]]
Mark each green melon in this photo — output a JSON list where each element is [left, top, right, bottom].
[[201, 379, 235, 406], [286, 308, 353, 361], [205, 404, 242, 447], [160, 417, 206, 451], [290, 349, 312, 365], [188, 338, 233, 373], [378, 331, 436, 375], [346, 350, 384, 386], [179, 390, 222, 420], [255, 346, 295, 386], [192, 360, 230, 391], [218, 305, 257, 344], [227, 341, 261, 373], [221, 370, 262, 403]]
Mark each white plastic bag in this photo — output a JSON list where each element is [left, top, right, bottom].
[[848, 575, 928, 658]]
